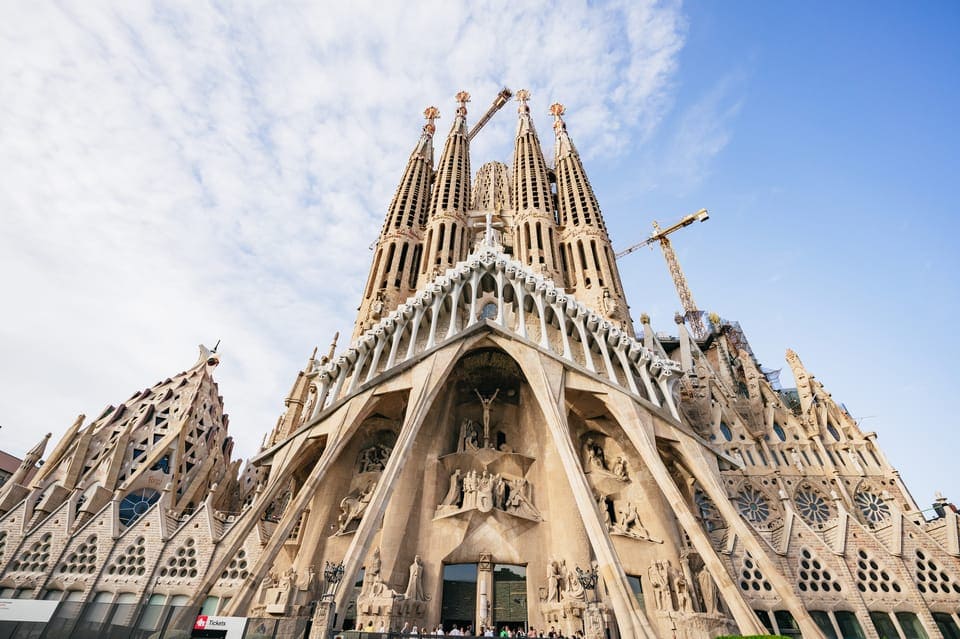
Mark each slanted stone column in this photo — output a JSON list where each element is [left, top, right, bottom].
[[325, 343, 466, 634], [676, 440, 827, 639], [513, 344, 656, 639], [207, 388, 378, 614], [599, 391, 767, 636]]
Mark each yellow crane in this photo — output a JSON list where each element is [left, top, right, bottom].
[[467, 88, 513, 141], [617, 208, 710, 339]]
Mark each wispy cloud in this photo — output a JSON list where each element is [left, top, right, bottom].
[[0, 1, 687, 460], [636, 71, 745, 193]]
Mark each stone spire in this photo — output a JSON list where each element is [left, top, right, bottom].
[[511, 90, 563, 283], [354, 108, 438, 339], [0, 432, 49, 503], [421, 91, 472, 279], [268, 347, 320, 447], [551, 103, 633, 335]]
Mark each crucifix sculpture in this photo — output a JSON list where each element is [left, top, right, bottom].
[[474, 388, 500, 448]]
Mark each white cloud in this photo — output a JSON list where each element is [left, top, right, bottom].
[[635, 71, 745, 193], [0, 1, 687, 461]]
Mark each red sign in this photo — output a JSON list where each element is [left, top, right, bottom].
[[194, 615, 208, 630]]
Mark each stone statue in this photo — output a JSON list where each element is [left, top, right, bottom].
[[301, 388, 317, 424], [336, 482, 375, 534], [547, 559, 562, 603], [598, 494, 612, 527], [506, 478, 540, 519], [563, 561, 586, 601], [617, 502, 650, 540], [441, 469, 462, 506], [363, 548, 385, 596], [457, 419, 480, 452], [476, 472, 494, 512], [474, 388, 500, 448], [357, 446, 378, 473], [648, 561, 670, 611], [404, 555, 426, 601], [464, 421, 480, 451], [493, 474, 507, 510], [582, 437, 607, 471], [612, 456, 629, 480], [790, 449, 804, 473], [697, 566, 717, 614], [601, 288, 617, 314], [371, 291, 385, 319], [672, 564, 691, 612], [462, 470, 478, 509]]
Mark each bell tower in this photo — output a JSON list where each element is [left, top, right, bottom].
[[354, 108, 438, 339], [421, 91, 473, 279], [551, 103, 633, 335], [511, 89, 563, 283]]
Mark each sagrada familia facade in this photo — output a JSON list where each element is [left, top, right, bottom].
[[2, 89, 959, 639]]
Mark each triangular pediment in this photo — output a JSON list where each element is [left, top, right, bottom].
[[307, 245, 683, 428]]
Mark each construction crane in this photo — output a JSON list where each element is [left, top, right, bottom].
[[617, 209, 710, 339], [467, 88, 513, 141]]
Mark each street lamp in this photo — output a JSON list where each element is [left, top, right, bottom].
[[323, 560, 345, 600], [576, 565, 598, 603]]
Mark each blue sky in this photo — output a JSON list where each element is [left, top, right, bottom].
[[0, 1, 956, 507], [605, 1, 960, 507]]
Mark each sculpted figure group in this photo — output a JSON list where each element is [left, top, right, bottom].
[[596, 494, 662, 543], [357, 444, 393, 474], [544, 558, 588, 603], [439, 469, 540, 520], [582, 437, 630, 482], [647, 559, 719, 615], [336, 481, 375, 535], [648, 560, 691, 613]]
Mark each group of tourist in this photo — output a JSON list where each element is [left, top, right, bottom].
[[360, 622, 586, 639]]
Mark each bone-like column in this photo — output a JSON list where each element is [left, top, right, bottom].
[[600, 391, 768, 635], [676, 439, 827, 639], [200, 388, 377, 613], [329, 343, 466, 628], [511, 342, 655, 639]]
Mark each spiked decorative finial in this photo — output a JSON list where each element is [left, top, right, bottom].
[[455, 91, 471, 116], [516, 89, 530, 111], [550, 102, 566, 133], [423, 106, 439, 135]]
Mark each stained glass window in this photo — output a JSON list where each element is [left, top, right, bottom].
[[795, 489, 832, 524], [854, 491, 890, 524], [118, 488, 161, 527], [736, 486, 770, 523]]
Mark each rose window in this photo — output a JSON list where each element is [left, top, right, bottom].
[[119, 488, 161, 527], [855, 491, 890, 524], [736, 486, 770, 523], [795, 489, 832, 524]]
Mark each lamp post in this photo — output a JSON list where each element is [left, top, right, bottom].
[[576, 565, 601, 639], [576, 565, 598, 604], [323, 561, 345, 600], [309, 560, 345, 639]]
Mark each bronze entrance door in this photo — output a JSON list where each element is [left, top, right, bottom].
[[442, 564, 478, 632], [493, 564, 527, 632]]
